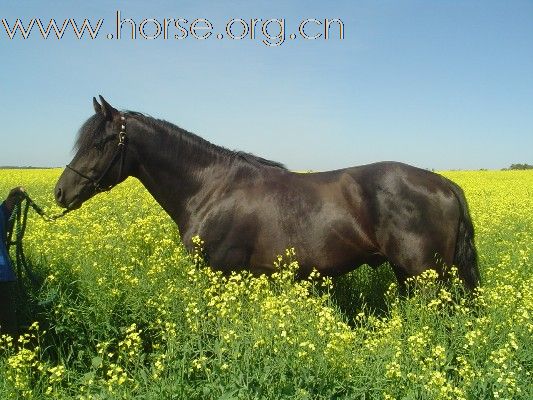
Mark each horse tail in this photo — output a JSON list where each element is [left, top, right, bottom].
[[446, 179, 480, 290]]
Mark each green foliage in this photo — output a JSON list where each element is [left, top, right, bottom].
[[0, 169, 532, 399], [507, 163, 533, 170]]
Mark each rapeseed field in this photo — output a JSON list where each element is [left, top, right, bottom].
[[0, 169, 531, 399]]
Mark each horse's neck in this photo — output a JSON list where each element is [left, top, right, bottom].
[[128, 118, 228, 231]]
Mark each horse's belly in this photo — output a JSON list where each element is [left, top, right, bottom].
[[247, 211, 379, 276]]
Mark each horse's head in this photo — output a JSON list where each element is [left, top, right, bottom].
[[55, 96, 129, 210]]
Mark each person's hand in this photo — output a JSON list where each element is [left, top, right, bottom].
[[4, 187, 26, 213]]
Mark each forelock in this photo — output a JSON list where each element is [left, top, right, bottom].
[[74, 113, 106, 152]]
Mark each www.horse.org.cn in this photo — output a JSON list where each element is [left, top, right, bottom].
[[0, 11, 344, 47]]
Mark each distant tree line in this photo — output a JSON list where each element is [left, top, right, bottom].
[[0, 166, 55, 169], [504, 163, 533, 170]]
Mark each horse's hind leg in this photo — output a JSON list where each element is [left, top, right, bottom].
[[390, 264, 409, 294], [383, 231, 451, 288]]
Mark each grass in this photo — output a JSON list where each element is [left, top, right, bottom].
[[0, 169, 531, 399]]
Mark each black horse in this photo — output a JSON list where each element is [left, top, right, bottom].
[[55, 96, 480, 289]]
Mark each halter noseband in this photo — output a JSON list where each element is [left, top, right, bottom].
[[66, 115, 127, 193]]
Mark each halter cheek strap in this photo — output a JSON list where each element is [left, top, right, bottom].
[[66, 115, 127, 194]]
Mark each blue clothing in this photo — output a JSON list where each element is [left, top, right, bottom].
[[0, 203, 16, 282]]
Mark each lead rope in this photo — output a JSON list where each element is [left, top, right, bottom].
[[6, 194, 70, 289]]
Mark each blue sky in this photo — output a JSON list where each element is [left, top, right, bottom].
[[0, 0, 531, 170]]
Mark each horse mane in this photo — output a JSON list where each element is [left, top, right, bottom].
[[124, 111, 287, 170], [74, 111, 287, 170]]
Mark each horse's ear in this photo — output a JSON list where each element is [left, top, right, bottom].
[[93, 97, 101, 114], [98, 95, 118, 120]]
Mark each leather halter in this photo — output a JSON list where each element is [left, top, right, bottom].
[[66, 115, 127, 193]]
